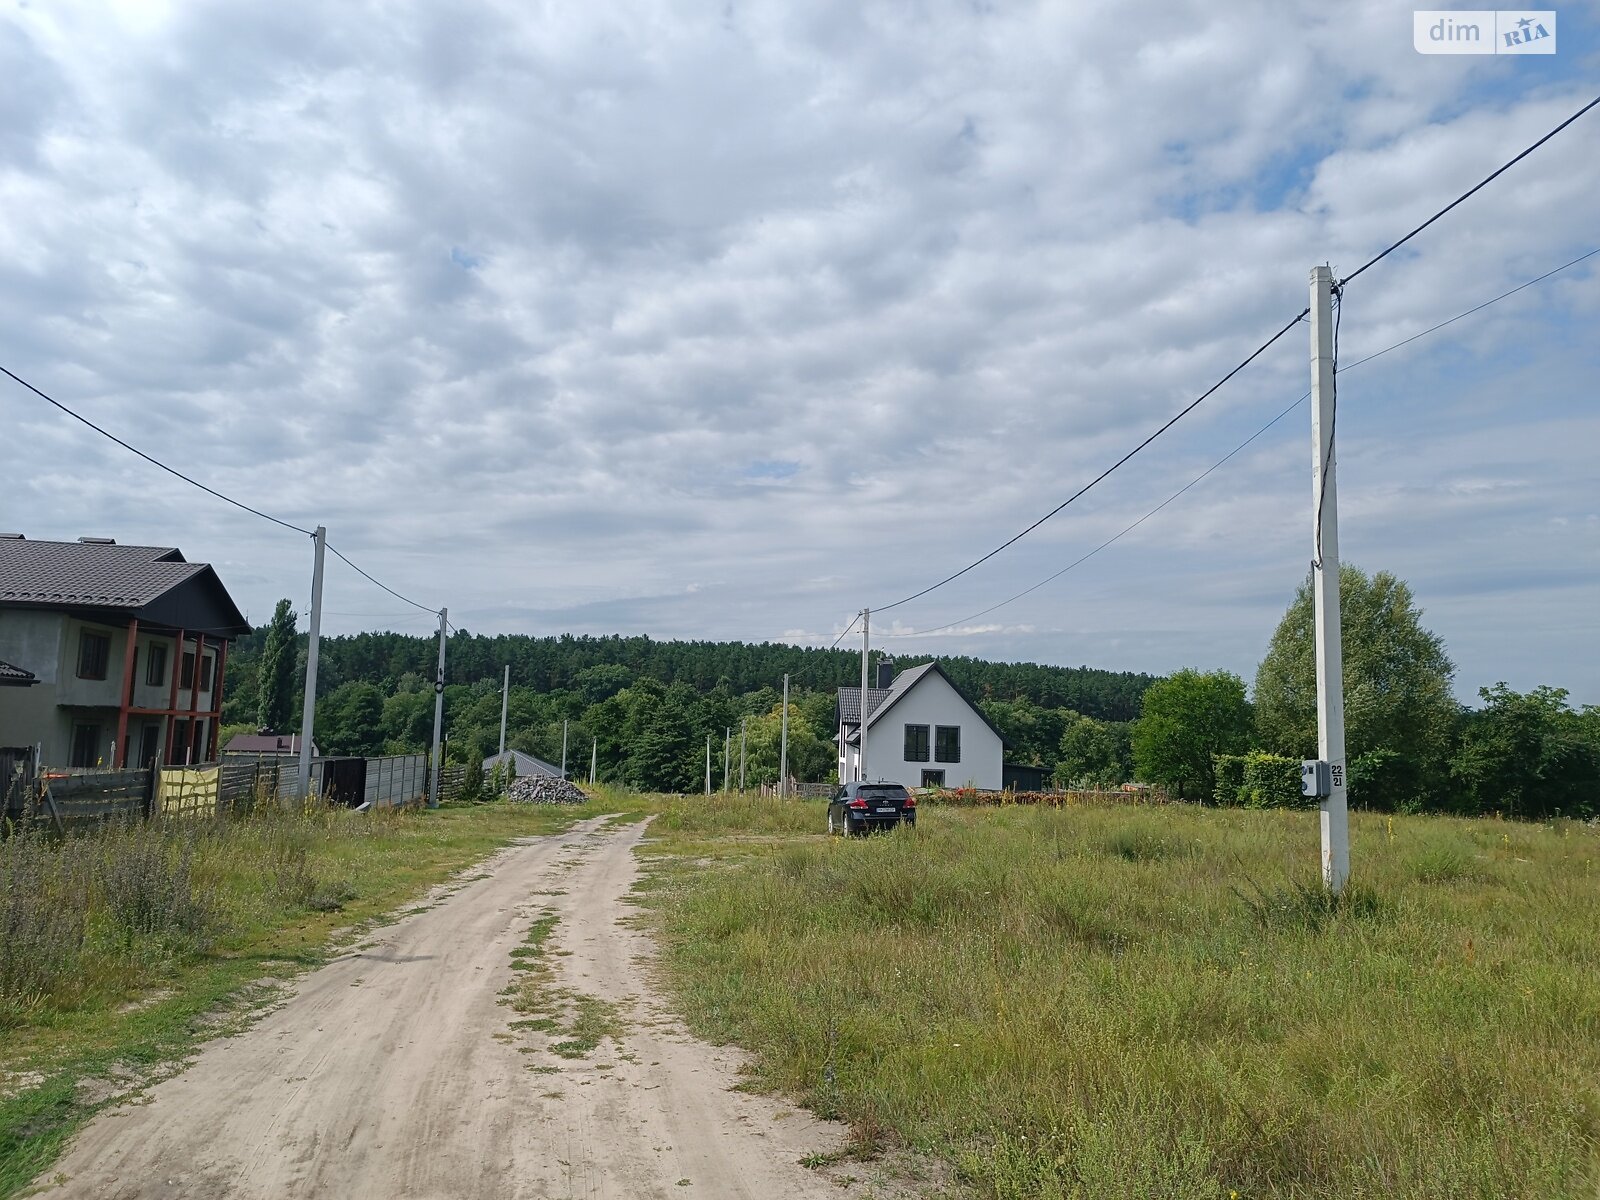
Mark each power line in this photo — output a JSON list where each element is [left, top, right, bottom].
[[881, 245, 1599, 640], [326, 542, 442, 616], [0, 362, 446, 618], [866, 92, 1599, 619], [1, 364, 313, 537], [1338, 92, 1600, 288], [829, 611, 861, 651], [1312, 284, 1342, 570], [882, 393, 1306, 640], [869, 306, 1310, 614]]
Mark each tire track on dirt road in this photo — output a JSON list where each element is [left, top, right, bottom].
[[29, 815, 852, 1199]]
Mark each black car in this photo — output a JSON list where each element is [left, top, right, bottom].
[[827, 781, 916, 835]]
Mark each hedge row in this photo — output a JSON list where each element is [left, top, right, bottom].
[[1212, 752, 1318, 809]]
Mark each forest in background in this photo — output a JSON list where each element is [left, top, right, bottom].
[[218, 627, 1158, 791]]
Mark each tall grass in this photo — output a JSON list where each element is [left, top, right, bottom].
[[642, 801, 1600, 1198], [0, 805, 380, 1031]]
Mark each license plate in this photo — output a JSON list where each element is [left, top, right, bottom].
[[875, 807, 897, 814]]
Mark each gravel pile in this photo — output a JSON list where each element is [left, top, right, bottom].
[[506, 774, 589, 805]]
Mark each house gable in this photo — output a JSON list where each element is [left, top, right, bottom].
[[838, 659, 1007, 790]]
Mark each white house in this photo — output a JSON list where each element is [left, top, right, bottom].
[[836, 659, 1006, 790]]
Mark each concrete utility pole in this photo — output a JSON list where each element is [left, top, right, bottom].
[[590, 738, 597, 786], [498, 665, 509, 756], [704, 736, 712, 796], [739, 717, 747, 792], [561, 719, 569, 779], [859, 608, 870, 782], [779, 673, 789, 798], [296, 526, 326, 803], [723, 728, 731, 792], [1310, 265, 1350, 893], [425, 611, 451, 809], [427, 607, 448, 808]]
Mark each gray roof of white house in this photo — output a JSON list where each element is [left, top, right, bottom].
[[483, 749, 566, 778], [838, 661, 939, 728], [837, 661, 1008, 748], [835, 686, 892, 726]]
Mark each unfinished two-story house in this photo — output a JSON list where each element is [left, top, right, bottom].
[[0, 536, 252, 768]]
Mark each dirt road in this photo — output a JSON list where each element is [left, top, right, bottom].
[[34, 816, 849, 1199]]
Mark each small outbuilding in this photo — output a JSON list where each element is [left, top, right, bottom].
[[482, 748, 567, 779]]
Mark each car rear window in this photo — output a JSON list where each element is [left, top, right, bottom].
[[859, 786, 908, 800]]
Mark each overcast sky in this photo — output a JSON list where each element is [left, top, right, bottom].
[[3, 1, 1596, 704]]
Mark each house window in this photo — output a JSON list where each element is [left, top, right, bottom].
[[904, 724, 930, 762], [182, 650, 196, 689], [199, 655, 214, 692], [145, 643, 168, 687], [77, 629, 110, 680], [921, 769, 945, 788], [70, 723, 102, 768], [935, 725, 961, 763]]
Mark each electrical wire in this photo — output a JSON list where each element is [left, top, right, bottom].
[[1312, 284, 1341, 570], [867, 93, 1600, 618], [0, 362, 447, 618], [879, 245, 1599, 640], [1338, 92, 1600, 288], [869, 306, 1310, 615], [1, 364, 314, 537], [325, 542, 442, 616], [829, 611, 862, 651]]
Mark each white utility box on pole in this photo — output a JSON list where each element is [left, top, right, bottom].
[[1310, 265, 1350, 893], [428, 607, 447, 809], [296, 526, 326, 803]]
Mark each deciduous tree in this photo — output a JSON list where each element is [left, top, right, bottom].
[[1132, 669, 1252, 798], [1255, 566, 1456, 806]]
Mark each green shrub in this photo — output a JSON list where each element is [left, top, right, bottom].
[[1241, 751, 1311, 809], [1213, 752, 1311, 809], [1212, 754, 1247, 806]]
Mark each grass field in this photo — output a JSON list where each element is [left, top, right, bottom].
[[636, 795, 1600, 1199], [0, 795, 636, 1197]]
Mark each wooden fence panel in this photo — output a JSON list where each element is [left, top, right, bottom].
[[36, 768, 152, 829]]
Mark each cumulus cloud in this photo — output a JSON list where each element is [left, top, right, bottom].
[[1, 0, 1595, 701]]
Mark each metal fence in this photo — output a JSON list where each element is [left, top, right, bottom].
[[364, 755, 427, 808]]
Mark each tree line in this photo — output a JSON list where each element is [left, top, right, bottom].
[[222, 567, 1598, 816], [1128, 566, 1599, 819], [220, 621, 1158, 791]]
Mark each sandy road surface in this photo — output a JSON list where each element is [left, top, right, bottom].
[[34, 815, 849, 1199]]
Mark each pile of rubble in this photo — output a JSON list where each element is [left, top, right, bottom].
[[506, 774, 589, 805]]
